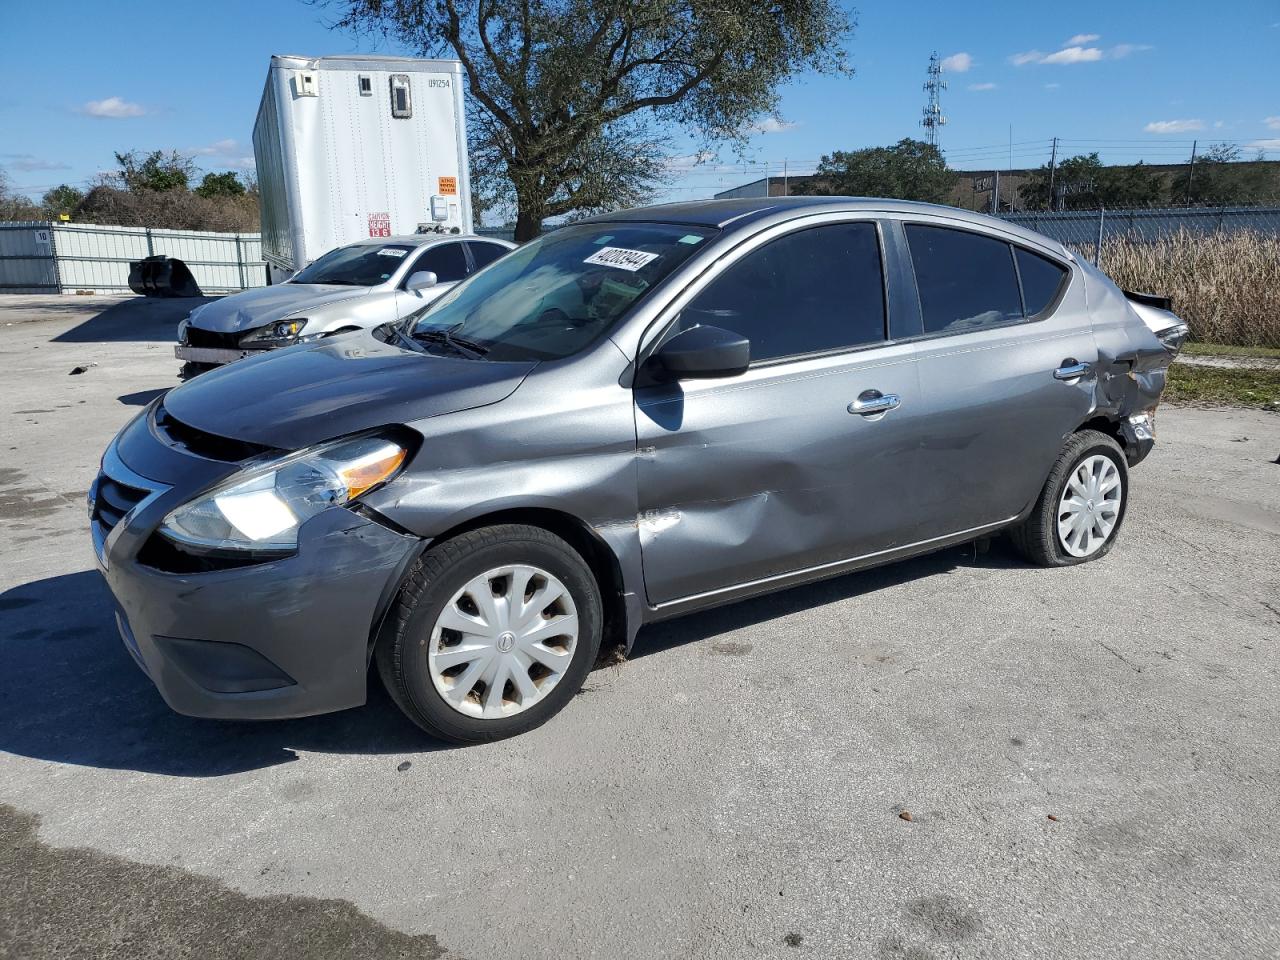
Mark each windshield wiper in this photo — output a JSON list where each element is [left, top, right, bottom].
[[410, 323, 489, 359]]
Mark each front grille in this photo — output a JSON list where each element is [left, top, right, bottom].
[[93, 473, 148, 535], [184, 327, 242, 349], [154, 403, 277, 462]]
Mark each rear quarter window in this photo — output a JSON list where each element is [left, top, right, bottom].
[[1015, 248, 1069, 316]]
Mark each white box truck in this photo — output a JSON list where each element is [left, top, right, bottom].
[[252, 54, 473, 284]]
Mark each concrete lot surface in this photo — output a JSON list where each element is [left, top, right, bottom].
[[2, 295, 1279, 960]]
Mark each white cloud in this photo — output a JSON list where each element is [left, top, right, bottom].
[[1044, 83, 1061, 90], [80, 96, 145, 119], [1013, 40, 1147, 66], [190, 138, 241, 156], [1246, 138, 1280, 151], [186, 138, 255, 172], [748, 117, 798, 134], [1265, 116, 1280, 131], [1, 153, 70, 172], [1214, 120, 1225, 129], [1041, 45, 1103, 64], [1144, 119, 1204, 134], [940, 52, 973, 73], [1109, 43, 1152, 58], [967, 82, 997, 91]]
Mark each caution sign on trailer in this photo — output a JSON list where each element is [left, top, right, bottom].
[[438, 176, 458, 196], [368, 212, 392, 237]]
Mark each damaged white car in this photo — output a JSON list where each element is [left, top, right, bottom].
[[175, 234, 514, 378]]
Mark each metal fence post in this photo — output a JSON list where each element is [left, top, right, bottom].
[[145, 227, 154, 257], [1094, 206, 1105, 266], [235, 235, 246, 290]]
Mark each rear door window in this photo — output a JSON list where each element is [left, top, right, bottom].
[[412, 242, 469, 283], [466, 241, 509, 272], [906, 225, 1023, 334], [1015, 248, 1068, 316], [679, 222, 886, 362]]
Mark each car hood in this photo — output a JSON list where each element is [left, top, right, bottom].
[[189, 284, 374, 333], [162, 330, 536, 448]]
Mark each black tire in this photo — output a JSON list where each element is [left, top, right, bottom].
[[1008, 429, 1129, 567], [377, 524, 602, 744]]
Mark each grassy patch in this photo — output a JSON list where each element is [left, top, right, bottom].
[[1166, 363, 1280, 407], [1182, 342, 1280, 359]]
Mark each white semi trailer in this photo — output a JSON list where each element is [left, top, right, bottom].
[[252, 54, 473, 284]]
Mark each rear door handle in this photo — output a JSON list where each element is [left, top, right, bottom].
[[1054, 359, 1092, 380], [848, 390, 901, 416]]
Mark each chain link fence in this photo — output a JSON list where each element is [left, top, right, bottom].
[[1000, 203, 1280, 357]]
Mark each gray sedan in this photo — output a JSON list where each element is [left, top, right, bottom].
[[175, 234, 514, 377], [92, 197, 1187, 743]]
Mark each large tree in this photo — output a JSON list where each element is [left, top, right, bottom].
[[332, 0, 852, 239], [794, 138, 954, 203], [1020, 153, 1166, 210]]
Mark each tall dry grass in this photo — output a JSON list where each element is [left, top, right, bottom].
[[1096, 229, 1280, 347]]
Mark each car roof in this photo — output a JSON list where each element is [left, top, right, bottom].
[[580, 197, 1072, 259]]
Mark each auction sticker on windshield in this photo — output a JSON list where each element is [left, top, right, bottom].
[[584, 246, 659, 271]]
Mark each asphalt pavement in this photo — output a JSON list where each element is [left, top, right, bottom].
[[1, 295, 1278, 960]]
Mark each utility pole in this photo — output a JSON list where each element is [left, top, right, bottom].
[[920, 52, 947, 148], [1046, 137, 1059, 211], [1185, 140, 1198, 206], [783, 159, 789, 197], [992, 169, 1001, 214]]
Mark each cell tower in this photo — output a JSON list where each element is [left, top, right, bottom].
[[921, 51, 947, 147]]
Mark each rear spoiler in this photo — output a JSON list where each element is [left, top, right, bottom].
[[1124, 290, 1173, 312]]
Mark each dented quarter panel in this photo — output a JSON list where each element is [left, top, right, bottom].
[[1081, 259, 1173, 422]]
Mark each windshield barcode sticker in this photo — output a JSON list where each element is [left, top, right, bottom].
[[377, 248, 407, 257], [583, 246, 659, 271]]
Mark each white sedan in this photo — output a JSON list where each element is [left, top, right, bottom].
[[175, 234, 514, 376]]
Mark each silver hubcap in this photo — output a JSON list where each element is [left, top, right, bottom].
[[428, 564, 578, 719], [1058, 454, 1122, 558]]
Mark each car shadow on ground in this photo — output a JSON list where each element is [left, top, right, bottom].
[[0, 541, 1026, 776], [628, 539, 1025, 660], [50, 296, 216, 344], [0, 570, 446, 778]]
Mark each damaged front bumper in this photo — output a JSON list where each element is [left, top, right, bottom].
[[1118, 411, 1156, 466], [92, 423, 422, 720]]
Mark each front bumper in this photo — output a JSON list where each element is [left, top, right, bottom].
[[93, 410, 421, 720]]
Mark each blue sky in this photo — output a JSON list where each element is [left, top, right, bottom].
[[2, 0, 1278, 206]]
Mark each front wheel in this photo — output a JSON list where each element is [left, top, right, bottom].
[[377, 524, 602, 743], [1008, 429, 1129, 567]]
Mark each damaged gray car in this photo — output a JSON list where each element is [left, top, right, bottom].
[[91, 197, 1188, 743]]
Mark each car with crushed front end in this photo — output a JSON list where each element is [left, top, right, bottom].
[[175, 233, 514, 378], [92, 197, 1188, 743]]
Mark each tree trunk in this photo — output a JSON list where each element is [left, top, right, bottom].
[[513, 208, 542, 242]]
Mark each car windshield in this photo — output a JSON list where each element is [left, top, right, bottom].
[[292, 243, 415, 286], [406, 223, 715, 361]]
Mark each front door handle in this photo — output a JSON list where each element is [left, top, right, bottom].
[[1054, 359, 1092, 380], [848, 390, 901, 416]]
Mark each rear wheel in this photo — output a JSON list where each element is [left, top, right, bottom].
[[377, 524, 602, 743], [1009, 429, 1128, 567]]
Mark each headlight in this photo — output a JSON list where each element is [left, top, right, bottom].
[[158, 434, 408, 553], [240, 318, 309, 345]]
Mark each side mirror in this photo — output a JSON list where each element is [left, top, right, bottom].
[[646, 324, 750, 382], [405, 270, 438, 292]]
